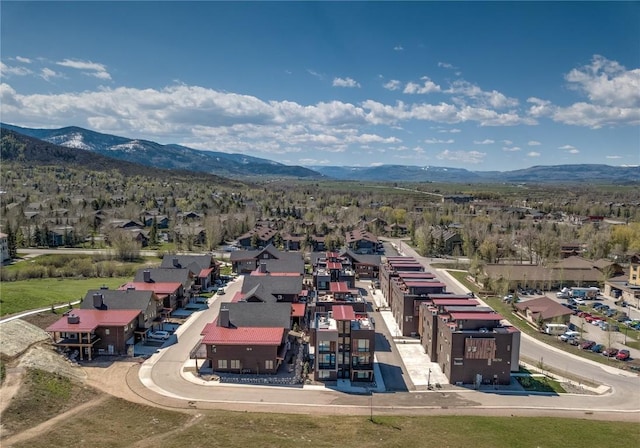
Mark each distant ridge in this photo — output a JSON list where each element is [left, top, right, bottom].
[[0, 123, 323, 180], [0, 129, 245, 187], [2, 123, 638, 183]]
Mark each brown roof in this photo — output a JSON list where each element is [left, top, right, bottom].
[[514, 296, 573, 320]]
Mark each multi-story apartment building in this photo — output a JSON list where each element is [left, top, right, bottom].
[[420, 301, 520, 385], [310, 305, 375, 383]]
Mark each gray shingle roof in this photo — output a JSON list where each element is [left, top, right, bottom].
[[80, 289, 155, 311], [221, 302, 291, 329], [160, 254, 213, 275], [241, 275, 303, 300], [134, 268, 192, 287]]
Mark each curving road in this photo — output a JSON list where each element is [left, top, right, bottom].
[[137, 241, 640, 420]]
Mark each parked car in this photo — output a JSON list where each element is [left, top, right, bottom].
[[579, 340, 596, 350], [568, 338, 581, 346], [560, 331, 580, 342], [217, 288, 226, 295], [585, 315, 602, 323], [591, 344, 605, 353], [591, 302, 605, 310], [616, 349, 631, 361], [602, 348, 619, 357], [148, 330, 170, 340]]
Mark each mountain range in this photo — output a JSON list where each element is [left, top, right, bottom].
[[2, 123, 638, 183]]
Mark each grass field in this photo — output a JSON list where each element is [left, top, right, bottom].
[[4, 371, 640, 448], [0, 277, 130, 316]]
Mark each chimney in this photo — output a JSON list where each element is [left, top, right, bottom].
[[172, 257, 179, 268], [259, 262, 267, 274], [67, 314, 80, 324], [143, 270, 151, 283], [92, 293, 104, 309], [219, 306, 230, 328]]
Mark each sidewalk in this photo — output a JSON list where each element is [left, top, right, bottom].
[[369, 287, 450, 390]]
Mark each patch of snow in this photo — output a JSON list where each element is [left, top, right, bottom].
[[108, 140, 144, 153]]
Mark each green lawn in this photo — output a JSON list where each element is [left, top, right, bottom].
[[0, 277, 130, 316]]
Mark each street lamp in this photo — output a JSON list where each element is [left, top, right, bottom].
[[427, 368, 432, 389]]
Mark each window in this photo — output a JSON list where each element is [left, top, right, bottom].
[[318, 340, 331, 352], [356, 339, 369, 352], [105, 329, 110, 335], [318, 370, 331, 379], [265, 360, 274, 370], [230, 360, 240, 369], [453, 358, 464, 366], [217, 359, 228, 369]]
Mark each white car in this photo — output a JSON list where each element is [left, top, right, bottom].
[[560, 331, 580, 341], [148, 330, 170, 340]]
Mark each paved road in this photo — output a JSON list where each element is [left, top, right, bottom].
[[137, 242, 639, 418]]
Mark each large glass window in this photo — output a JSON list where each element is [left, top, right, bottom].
[[230, 360, 240, 369], [217, 359, 227, 369], [265, 360, 274, 370], [356, 339, 369, 352]]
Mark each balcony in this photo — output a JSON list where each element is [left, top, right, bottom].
[[318, 363, 336, 370]]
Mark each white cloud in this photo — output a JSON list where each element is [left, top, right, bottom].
[[41, 67, 62, 81], [473, 139, 494, 145], [403, 77, 441, 94], [606, 155, 622, 159], [528, 140, 541, 146], [56, 58, 111, 80], [558, 144, 580, 154], [0, 61, 32, 77], [333, 77, 361, 88], [438, 62, 456, 69], [424, 138, 454, 144], [383, 80, 401, 91], [502, 140, 513, 145], [299, 158, 330, 165], [436, 149, 486, 164], [527, 151, 541, 157], [16, 56, 32, 63], [393, 45, 404, 51], [446, 79, 518, 108], [526, 56, 640, 128], [438, 128, 462, 133], [565, 55, 640, 108], [502, 146, 521, 152], [306, 69, 324, 80]]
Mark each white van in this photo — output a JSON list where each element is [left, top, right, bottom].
[[543, 323, 568, 335]]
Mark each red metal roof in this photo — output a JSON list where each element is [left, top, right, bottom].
[[291, 303, 306, 317], [404, 281, 446, 288], [449, 312, 503, 321], [428, 294, 473, 300], [329, 282, 350, 293], [332, 305, 356, 321], [199, 267, 214, 278], [398, 272, 435, 279], [200, 324, 285, 345], [431, 299, 479, 306], [326, 262, 342, 270], [46, 309, 140, 333], [119, 282, 181, 294], [326, 252, 340, 258], [251, 271, 301, 276]]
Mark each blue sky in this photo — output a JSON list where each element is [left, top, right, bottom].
[[1, 1, 639, 171]]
